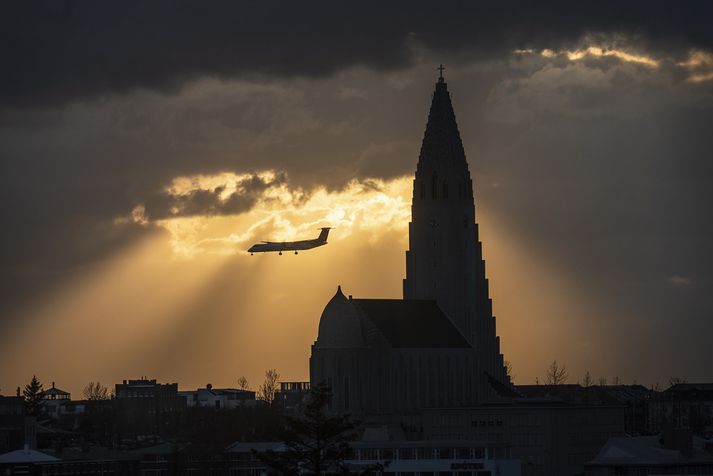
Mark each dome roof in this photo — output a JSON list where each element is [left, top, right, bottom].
[[315, 286, 365, 349]]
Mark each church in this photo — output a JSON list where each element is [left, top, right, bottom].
[[308, 72, 627, 476], [310, 70, 511, 420]]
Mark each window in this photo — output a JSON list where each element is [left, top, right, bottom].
[[398, 448, 415, 460], [417, 448, 432, 459], [455, 447, 471, 459], [442, 182, 448, 199], [360, 448, 378, 460], [438, 448, 452, 459], [326, 377, 333, 411], [344, 377, 349, 412], [432, 172, 438, 199]]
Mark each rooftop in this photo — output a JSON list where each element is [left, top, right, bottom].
[[352, 299, 470, 348], [587, 435, 713, 467]]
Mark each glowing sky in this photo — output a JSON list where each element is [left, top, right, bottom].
[[1, 2, 713, 396]]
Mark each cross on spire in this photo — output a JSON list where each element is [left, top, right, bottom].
[[437, 64, 445, 82]]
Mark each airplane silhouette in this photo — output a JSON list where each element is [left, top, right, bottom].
[[248, 227, 331, 255]]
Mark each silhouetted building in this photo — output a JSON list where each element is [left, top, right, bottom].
[[584, 432, 713, 476], [0, 445, 141, 475], [41, 382, 71, 420], [42, 382, 70, 401], [113, 378, 185, 438], [517, 384, 654, 435], [423, 398, 625, 476], [0, 397, 28, 453], [178, 384, 256, 409], [310, 72, 510, 422], [228, 438, 521, 475], [649, 383, 713, 436], [275, 381, 310, 414], [597, 385, 654, 435], [309, 72, 630, 476]]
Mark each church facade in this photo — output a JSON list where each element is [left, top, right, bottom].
[[310, 72, 510, 420]]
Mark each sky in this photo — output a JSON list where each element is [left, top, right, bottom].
[[1, 1, 713, 396]]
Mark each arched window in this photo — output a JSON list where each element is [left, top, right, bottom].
[[431, 172, 438, 199]]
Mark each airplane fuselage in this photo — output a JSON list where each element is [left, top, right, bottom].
[[248, 239, 327, 253], [248, 227, 331, 255]]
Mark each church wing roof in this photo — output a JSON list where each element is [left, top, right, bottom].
[[351, 299, 469, 348]]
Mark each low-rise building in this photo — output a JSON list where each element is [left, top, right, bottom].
[[0, 397, 30, 453], [649, 383, 713, 436], [584, 431, 713, 475], [423, 398, 625, 476], [41, 382, 71, 420], [179, 384, 256, 410], [226, 438, 521, 475], [114, 378, 185, 438], [275, 381, 310, 413]]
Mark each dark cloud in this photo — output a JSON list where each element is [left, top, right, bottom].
[[144, 171, 287, 219], [2, 1, 713, 108]]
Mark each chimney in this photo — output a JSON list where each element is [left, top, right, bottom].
[[52, 382, 55, 389]]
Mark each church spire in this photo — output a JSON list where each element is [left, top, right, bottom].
[[417, 69, 468, 175], [404, 74, 507, 388]]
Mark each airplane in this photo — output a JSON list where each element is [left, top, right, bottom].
[[248, 227, 332, 255]]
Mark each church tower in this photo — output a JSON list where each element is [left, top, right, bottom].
[[403, 68, 507, 382], [311, 70, 511, 419]]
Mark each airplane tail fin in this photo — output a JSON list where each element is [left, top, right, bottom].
[[317, 227, 331, 242]]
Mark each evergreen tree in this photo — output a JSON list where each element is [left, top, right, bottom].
[[23, 375, 44, 416], [256, 383, 382, 475]]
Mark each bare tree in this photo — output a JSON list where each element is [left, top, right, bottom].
[[83, 382, 110, 400], [504, 360, 514, 383], [598, 377, 607, 386], [258, 369, 280, 405], [669, 376, 686, 387], [238, 376, 249, 391], [544, 360, 568, 385], [612, 375, 620, 385], [582, 370, 593, 387]]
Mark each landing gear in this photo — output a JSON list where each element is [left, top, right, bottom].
[[279, 251, 282, 255], [294, 251, 298, 255], [250, 253, 253, 256]]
